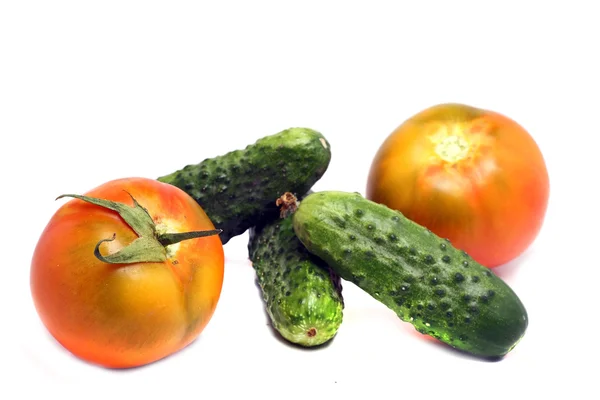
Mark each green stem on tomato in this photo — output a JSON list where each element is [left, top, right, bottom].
[[56, 192, 222, 264]]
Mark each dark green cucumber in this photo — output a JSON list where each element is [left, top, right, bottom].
[[292, 191, 528, 358], [248, 212, 344, 347], [157, 127, 331, 244]]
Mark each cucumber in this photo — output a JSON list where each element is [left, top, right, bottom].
[[248, 195, 344, 347], [291, 191, 528, 358], [157, 127, 332, 244]]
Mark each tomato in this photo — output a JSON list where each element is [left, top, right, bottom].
[[30, 177, 225, 368], [366, 103, 549, 268]]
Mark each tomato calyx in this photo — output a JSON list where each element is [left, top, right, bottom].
[[56, 192, 222, 264]]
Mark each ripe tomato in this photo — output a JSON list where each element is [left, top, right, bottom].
[[366, 103, 549, 268], [30, 177, 225, 368]]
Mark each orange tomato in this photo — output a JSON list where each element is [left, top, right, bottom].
[[366, 103, 549, 268], [30, 177, 225, 368]]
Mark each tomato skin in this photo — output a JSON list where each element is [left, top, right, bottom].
[[366, 103, 549, 268], [30, 177, 225, 368]]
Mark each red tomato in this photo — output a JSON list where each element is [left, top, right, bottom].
[[30, 177, 225, 368], [366, 103, 549, 268]]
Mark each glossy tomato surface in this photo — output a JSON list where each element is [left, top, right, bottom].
[[366, 103, 549, 268], [30, 177, 225, 368]]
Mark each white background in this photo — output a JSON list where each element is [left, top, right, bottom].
[[2, 1, 599, 398]]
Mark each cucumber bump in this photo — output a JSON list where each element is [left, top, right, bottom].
[[292, 190, 528, 358]]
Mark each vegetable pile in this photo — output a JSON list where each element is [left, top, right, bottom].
[[30, 103, 549, 368]]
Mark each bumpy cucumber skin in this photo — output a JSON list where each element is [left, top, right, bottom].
[[292, 191, 528, 358], [157, 127, 331, 244], [248, 215, 344, 347]]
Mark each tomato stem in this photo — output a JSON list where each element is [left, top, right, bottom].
[[157, 229, 222, 247], [57, 192, 222, 264]]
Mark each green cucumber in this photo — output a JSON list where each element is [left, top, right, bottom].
[[157, 127, 332, 244], [292, 190, 528, 358], [248, 198, 344, 347]]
